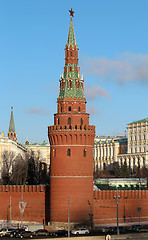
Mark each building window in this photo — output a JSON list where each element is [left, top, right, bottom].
[[84, 149, 86, 157], [70, 67, 72, 72], [68, 117, 71, 126], [68, 106, 71, 112], [81, 118, 83, 125], [61, 107, 62, 112], [144, 134, 145, 140], [70, 51, 72, 56], [53, 149, 56, 157], [67, 149, 71, 157], [70, 81, 72, 88], [78, 107, 80, 112], [58, 118, 60, 125]]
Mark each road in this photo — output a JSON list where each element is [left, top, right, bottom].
[[1, 232, 148, 240]]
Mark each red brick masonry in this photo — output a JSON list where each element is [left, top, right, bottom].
[[0, 186, 148, 226], [0, 185, 50, 224], [94, 190, 148, 225]]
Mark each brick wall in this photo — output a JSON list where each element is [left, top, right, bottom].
[[0, 185, 50, 224], [94, 190, 148, 225]]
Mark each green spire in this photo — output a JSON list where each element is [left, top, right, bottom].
[[9, 107, 15, 132], [58, 11, 85, 100], [66, 17, 77, 48]]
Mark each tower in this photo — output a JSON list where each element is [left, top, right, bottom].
[[7, 107, 17, 141], [48, 10, 95, 225]]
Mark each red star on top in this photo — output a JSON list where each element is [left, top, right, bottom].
[[69, 8, 74, 17]]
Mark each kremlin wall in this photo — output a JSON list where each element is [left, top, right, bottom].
[[0, 186, 148, 227]]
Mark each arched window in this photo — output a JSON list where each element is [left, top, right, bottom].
[[53, 149, 56, 157], [67, 149, 71, 157], [68, 118, 71, 126], [57, 118, 60, 125], [84, 149, 86, 157], [78, 107, 80, 112], [70, 67, 72, 72], [81, 118, 83, 125], [70, 81, 72, 88], [68, 106, 71, 112]]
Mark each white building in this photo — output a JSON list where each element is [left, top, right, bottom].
[[93, 136, 127, 171], [25, 141, 50, 170], [0, 132, 27, 178], [117, 118, 148, 170]]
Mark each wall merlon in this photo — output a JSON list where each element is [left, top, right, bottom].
[[93, 190, 148, 200], [0, 185, 46, 193]]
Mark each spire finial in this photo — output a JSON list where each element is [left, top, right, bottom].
[[69, 8, 74, 18]]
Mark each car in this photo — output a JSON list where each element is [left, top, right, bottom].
[[100, 227, 115, 234], [113, 226, 125, 234], [71, 228, 89, 235], [50, 230, 68, 237], [0, 228, 15, 237], [127, 225, 141, 231], [5, 229, 25, 238], [16, 230, 33, 238], [33, 229, 49, 236], [134, 225, 148, 232]]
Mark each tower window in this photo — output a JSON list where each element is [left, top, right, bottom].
[[53, 149, 56, 157], [81, 118, 83, 125], [70, 81, 72, 88], [78, 107, 80, 112], [67, 149, 71, 157], [70, 67, 72, 72], [70, 51, 72, 56], [84, 149, 86, 157], [68, 106, 71, 112], [68, 117, 71, 126], [57, 118, 60, 125], [61, 107, 62, 112]]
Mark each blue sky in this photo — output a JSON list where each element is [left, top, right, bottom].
[[0, 0, 148, 144]]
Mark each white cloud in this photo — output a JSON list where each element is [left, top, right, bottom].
[[85, 84, 111, 99], [87, 105, 98, 115], [28, 108, 49, 115], [82, 53, 148, 83]]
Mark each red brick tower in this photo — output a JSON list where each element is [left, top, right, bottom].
[[48, 9, 95, 225]]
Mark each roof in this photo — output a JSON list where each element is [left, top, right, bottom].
[[8, 107, 15, 133], [94, 138, 127, 145], [66, 18, 77, 48], [129, 118, 148, 124]]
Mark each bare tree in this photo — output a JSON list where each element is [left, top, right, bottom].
[[2, 150, 16, 184], [1, 150, 28, 185], [11, 154, 28, 185]]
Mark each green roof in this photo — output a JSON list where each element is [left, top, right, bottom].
[[66, 18, 77, 48], [57, 17, 85, 100], [129, 118, 148, 124], [9, 107, 15, 132]]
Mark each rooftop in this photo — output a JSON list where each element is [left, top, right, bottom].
[[129, 118, 148, 124]]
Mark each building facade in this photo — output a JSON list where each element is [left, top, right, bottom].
[[48, 10, 95, 224], [93, 136, 127, 171], [117, 119, 148, 171], [0, 133, 27, 178], [25, 142, 50, 170]]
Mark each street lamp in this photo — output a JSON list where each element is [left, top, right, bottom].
[[88, 200, 93, 229], [114, 189, 120, 235]]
